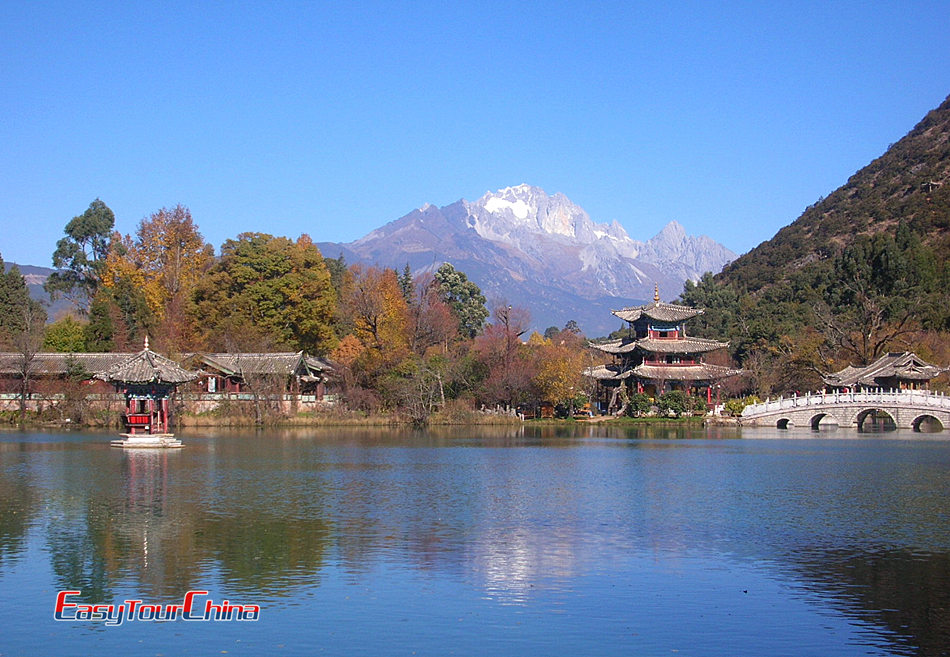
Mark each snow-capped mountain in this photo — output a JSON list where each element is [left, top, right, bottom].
[[319, 185, 736, 335]]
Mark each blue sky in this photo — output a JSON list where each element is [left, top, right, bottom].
[[2, 1, 949, 267]]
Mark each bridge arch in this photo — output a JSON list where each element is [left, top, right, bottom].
[[856, 408, 897, 432], [912, 414, 945, 433], [810, 413, 839, 431], [776, 418, 791, 430]]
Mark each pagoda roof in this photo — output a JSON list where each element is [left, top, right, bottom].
[[96, 348, 198, 386], [612, 300, 703, 324], [634, 336, 728, 354], [583, 364, 635, 381], [591, 336, 728, 355], [591, 339, 637, 355], [823, 352, 945, 388], [629, 362, 741, 382], [585, 362, 740, 383]]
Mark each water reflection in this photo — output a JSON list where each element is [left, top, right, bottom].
[[0, 444, 37, 571], [1, 428, 948, 655], [805, 548, 950, 657]]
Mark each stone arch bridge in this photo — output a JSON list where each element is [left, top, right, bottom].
[[741, 389, 950, 431]]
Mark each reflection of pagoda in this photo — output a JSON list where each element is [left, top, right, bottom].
[[587, 286, 739, 411], [96, 338, 198, 447]]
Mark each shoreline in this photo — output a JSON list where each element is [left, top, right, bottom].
[[3, 411, 740, 430]]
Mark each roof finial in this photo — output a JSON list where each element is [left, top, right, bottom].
[[144, 334, 149, 350], [654, 284, 660, 302]]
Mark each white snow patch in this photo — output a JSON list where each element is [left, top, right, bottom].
[[484, 196, 530, 220]]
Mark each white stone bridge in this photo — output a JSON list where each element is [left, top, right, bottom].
[[741, 389, 950, 431]]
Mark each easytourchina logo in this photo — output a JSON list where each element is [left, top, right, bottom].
[[54, 590, 260, 626]]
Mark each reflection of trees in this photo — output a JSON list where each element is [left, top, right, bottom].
[[0, 447, 38, 571], [194, 514, 330, 594], [38, 443, 332, 601], [16, 426, 950, 657], [790, 549, 950, 657], [47, 501, 116, 603]]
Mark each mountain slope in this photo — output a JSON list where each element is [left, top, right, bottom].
[[318, 185, 736, 334], [719, 94, 950, 293]]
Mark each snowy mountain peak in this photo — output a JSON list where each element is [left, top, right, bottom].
[[469, 184, 611, 242], [317, 184, 736, 333], [483, 195, 531, 220]]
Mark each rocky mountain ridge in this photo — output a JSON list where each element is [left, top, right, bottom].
[[319, 184, 736, 334]]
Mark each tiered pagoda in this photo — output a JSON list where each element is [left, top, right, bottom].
[[587, 286, 739, 412]]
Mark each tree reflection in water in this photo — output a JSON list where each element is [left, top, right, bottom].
[[1, 429, 949, 656]]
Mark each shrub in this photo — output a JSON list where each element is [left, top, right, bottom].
[[657, 390, 689, 417], [626, 392, 653, 417]]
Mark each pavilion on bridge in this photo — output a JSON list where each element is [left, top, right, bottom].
[[823, 352, 946, 393]]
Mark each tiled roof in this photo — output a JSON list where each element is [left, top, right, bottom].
[[199, 352, 320, 376], [634, 336, 728, 354], [630, 362, 741, 382], [591, 336, 728, 355], [612, 300, 703, 324], [304, 355, 334, 372], [824, 352, 945, 388], [97, 349, 198, 385], [0, 352, 133, 376], [591, 340, 637, 355], [583, 364, 635, 381], [0, 350, 334, 381], [585, 362, 740, 382]]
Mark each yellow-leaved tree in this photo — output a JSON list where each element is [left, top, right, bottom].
[[103, 205, 213, 352], [532, 330, 588, 413], [343, 265, 411, 374]]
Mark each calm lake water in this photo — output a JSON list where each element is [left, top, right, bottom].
[[1, 425, 949, 656]]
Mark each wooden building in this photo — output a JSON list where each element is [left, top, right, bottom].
[[586, 286, 739, 413], [0, 352, 131, 395], [193, 352, 332, 399], [0, 350, 335, 417]]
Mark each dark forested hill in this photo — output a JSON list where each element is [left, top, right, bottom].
[[680, 95, 950, 395], [719, 95, 950, 292]]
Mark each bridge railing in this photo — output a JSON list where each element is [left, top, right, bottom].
[[742, 389, 950, 417]]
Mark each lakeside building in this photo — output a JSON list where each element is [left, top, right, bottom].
[[192, 352, 331, 398], [823, 352, 946, 392], [586, 286, 740, 413], [0, 349, 335, 416]]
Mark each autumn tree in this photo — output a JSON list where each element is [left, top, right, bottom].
[[473, 304, 534, 408], [408, 273, 458, 355], [531, 328, 588, 414], [83, 275, 153, 352], [45, 199, 117, 310], [191, 233, 337, 355], [103, 205, 214, 351], [341, 265, 411, 371]]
